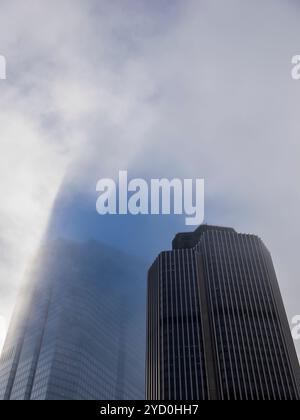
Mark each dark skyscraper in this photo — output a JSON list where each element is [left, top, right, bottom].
[[146, 225, 300, 400], [0, 240, 146, 400]]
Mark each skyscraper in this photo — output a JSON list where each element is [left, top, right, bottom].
[[0, 239, 146, 400], [146, 225, 300, 400]]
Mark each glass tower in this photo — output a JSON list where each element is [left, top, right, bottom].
[[0, 239, 146, 400], [146, 225, 300, 400]]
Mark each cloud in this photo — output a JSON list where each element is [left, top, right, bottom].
[[0, 0, 164, 341], [0, 0, 299, 363]]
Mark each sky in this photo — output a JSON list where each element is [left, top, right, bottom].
[[0, 0, 300, 360]]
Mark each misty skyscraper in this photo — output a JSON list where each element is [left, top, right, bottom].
[[147, 225, 300, 400], [0, 240, 146, 400]]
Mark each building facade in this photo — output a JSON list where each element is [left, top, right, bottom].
[[147, 225, 300, 400], [0, 239, 146, 400]]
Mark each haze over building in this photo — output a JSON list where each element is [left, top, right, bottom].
[[0, 239, 146, 400]]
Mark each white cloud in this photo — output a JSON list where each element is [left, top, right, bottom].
[[0, 0, 160, 344]]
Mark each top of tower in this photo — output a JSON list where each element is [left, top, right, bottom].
[[172, 224, 236, 250]]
